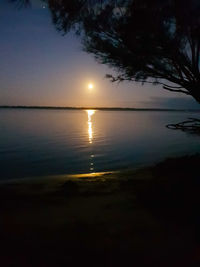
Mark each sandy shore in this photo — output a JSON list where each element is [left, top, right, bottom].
[[0, 155, 200, 267]]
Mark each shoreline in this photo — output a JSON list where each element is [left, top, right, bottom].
[[1, 105, 200, 112], [0, 153, 198, 185], [0, 171, 116, 185], [1, 155, 200, 266]]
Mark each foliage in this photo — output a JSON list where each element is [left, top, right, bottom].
[[10, 0, 30, 8], [13, 0, 200, 102]]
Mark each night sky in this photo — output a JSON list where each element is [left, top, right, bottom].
[[0, 0, 199, 109]]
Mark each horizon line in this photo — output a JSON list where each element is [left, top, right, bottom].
[[0, 105, 200, 112]]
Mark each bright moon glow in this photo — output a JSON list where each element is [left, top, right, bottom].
[[88, 83, 94, 90]]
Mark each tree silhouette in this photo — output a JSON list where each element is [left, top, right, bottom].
[[13, 0, 200, 103], [10, 0, 30, 8]]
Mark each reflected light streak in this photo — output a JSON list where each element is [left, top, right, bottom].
[[86, 110, 96, 144]]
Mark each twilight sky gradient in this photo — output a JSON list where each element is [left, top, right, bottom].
[[0, 0, 199, 108]]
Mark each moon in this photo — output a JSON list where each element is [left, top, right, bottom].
[[88, 83, 94, 90]]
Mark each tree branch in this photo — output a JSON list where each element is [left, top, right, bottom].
[[106, 74, 190, 95], [163, 86, 190, 95]]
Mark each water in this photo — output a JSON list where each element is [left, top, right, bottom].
[[1, 108, 200, 180]]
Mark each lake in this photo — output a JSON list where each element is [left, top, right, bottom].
[[1, 108, 200, 180]]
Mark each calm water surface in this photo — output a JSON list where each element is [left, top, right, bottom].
[[1, 109, 200, 180]]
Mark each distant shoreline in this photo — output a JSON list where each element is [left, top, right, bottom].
[[0, 105, 200, 112]]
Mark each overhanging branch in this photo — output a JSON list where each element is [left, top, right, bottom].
[[163, 86, 190, 95], [105, 74, 190, 96]]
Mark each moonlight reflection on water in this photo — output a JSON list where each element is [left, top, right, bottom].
[[86, 110, 96, 172], [86, 110, 96, 144], [1, 109, 200, 180]]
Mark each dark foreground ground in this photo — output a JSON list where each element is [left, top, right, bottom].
[[0, 155, 200, 267]]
